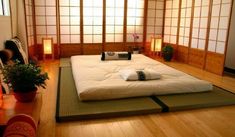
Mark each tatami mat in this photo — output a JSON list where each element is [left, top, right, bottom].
[[56, 59, 235, 122]]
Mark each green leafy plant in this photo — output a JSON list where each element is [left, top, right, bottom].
[[1, 61, 49, 92], [162, 44, 174, 61], [162, 45, 174, 54]]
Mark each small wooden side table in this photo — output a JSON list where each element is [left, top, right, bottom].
[[0, 93, 42, 135]]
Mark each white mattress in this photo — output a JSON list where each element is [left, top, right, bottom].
[[71, 54, 213, 101]]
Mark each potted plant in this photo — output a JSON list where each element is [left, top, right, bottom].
[[162, 44, 174, 61], [1, 61, 49, 102]]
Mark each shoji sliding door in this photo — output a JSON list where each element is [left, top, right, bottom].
[[59, 0, 80, 44], [83, 0, 103, 44], [188, 0, 210, 68], [146, 0, 164, 41], [25, 0, 35, 47], [205, 0, 233, 74], [127, 0, 145, 43], [164, 0, 179, 45], [177, 0, 193, 62], [105, 0, 124, 43], [35, 0, 57, 44]]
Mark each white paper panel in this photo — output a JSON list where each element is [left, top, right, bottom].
[[106, 34, 114, 42], [60, 7, 69, 16], [70, 7, 80, 16], [191, 38, 198, 48], [201, 7, 208, 17], [212, 5, 220, 16], [217, 29, 227, 41], [156, 10, 163, 18], [36, 26, 46, 34], [198, 40, 205, 50], [184, 38, 189, 46], [46, 7, 56, 15], [208, 41, 216, 52], [220, 4, 230, 16], [70, 17, 80, 25], [93, 35, 102, 43], [155, 27, 162, 34], [93, 26, 102, 34], [36, 16, 45, 25], [70, 26, 80, 34], [127, 34, 134, 42], [83, 35, 93, 43], [46, 17, 56, 25], [70, 0, 80, 6], [216, 42, 225, 54], [35, 0, 45, 6], [106, 26, 114, 33], [115, 26, 123, 33], [60, 26, 70, 34], [199, 29, 207, 39], [60, 0, 69, 6], [219, 17, 229, 29], [209, 29, 217, 40], [46, 0, 56, 6], [193, 18, 200, 28], [115, 34, 123, 42], [200, 18, 208, 28], [61, 35, 70, 43], [170, 36, 176, 44], [147, 18, 155, 25], [60, 17, 70, 25], [83, 26, 93, 34], [35, 7, 45, 15], [210, 17, 219, 29], [47, 26, 56, 34], [71, 35, 80, 43]]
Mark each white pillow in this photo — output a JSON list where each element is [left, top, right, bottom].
[[119, 69, 161, 81]]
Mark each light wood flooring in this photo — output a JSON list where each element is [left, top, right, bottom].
[[37, 59, 235, 137]]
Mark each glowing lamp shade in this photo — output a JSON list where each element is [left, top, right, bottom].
[[43, 39, 52, 54], [42, 38, 54, 60], [151, 37, 162, 52]]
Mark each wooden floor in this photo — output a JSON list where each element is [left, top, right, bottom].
[[37, 59, 235, 137]]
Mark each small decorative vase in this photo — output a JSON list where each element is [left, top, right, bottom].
[[13, 88, 37, 102]]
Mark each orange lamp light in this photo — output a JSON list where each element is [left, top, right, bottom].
[[151, 37, 162, 52], [42, 38, 54, 60]]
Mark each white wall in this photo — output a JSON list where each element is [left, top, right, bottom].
[[225, 2, 235, 69], [17, 0, 28, 56], [10, 0, 18, 37], [0, 16, 12, 49]]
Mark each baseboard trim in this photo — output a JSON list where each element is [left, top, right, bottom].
[[224, 67, 235, 74]]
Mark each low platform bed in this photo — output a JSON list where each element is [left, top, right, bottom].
[[71, 54, 212, 101]]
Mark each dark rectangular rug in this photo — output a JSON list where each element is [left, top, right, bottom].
[[56, 66, 235, 122]]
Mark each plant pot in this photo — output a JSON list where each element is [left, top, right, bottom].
[[13, 88, 37, 102], [163, 53, 173, 61]]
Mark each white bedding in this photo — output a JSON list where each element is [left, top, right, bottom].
[[71, 54, 213, 101]]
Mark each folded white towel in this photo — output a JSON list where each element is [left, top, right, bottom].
[[119, 69, 161, 81]]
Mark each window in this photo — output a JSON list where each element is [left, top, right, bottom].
[[0, 0, 10, 16], [83, 0, 103, 43], [106, 0, 124, 43]]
